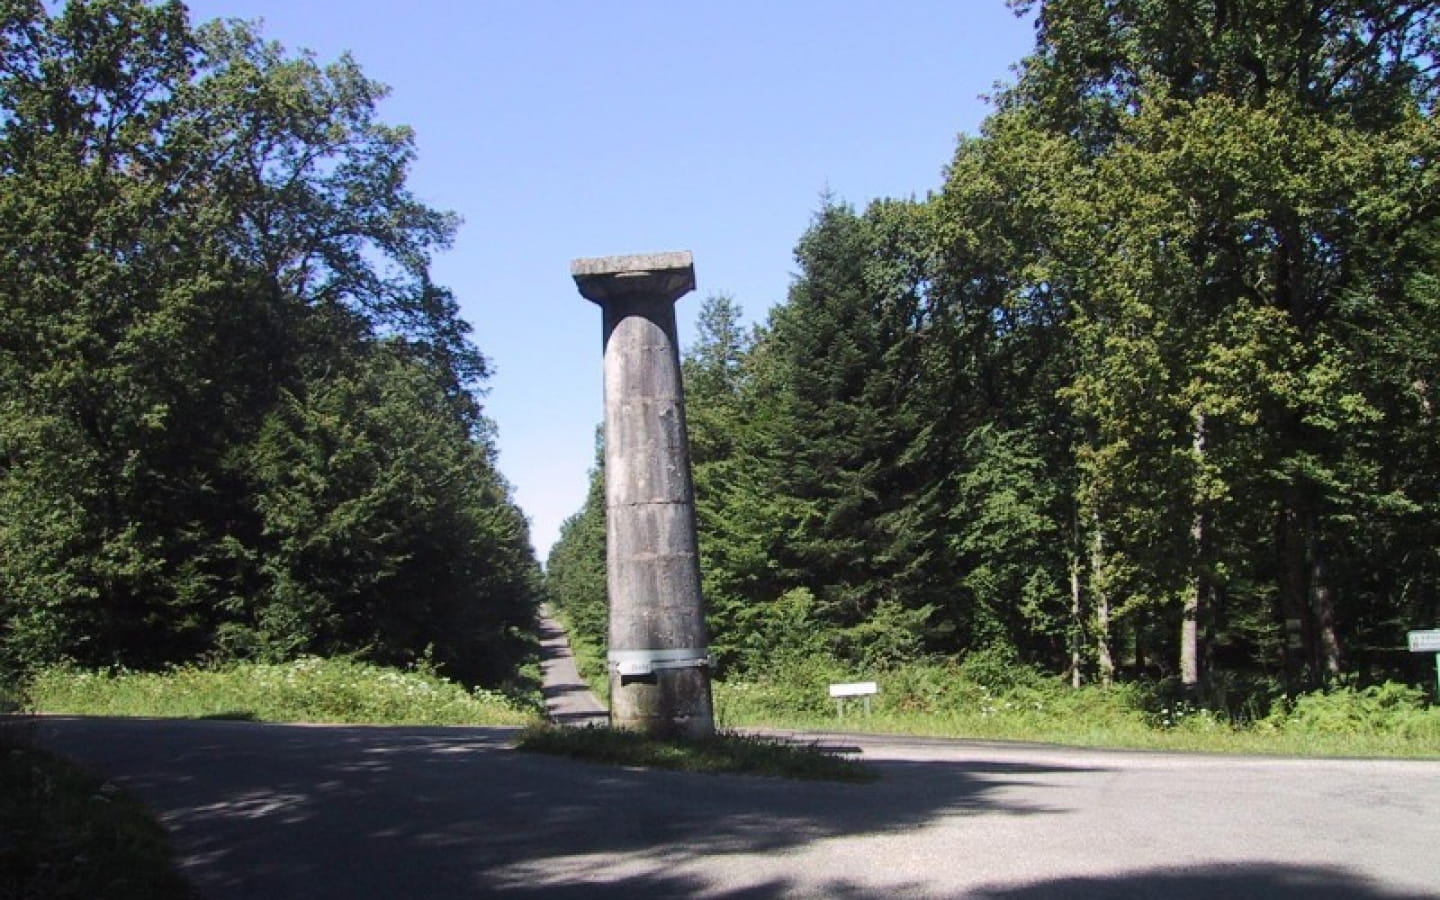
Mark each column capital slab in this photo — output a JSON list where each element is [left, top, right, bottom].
[[571, 251, 695, 305]]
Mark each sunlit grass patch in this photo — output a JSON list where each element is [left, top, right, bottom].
[[517, 723, 877, 782], [711, 659, 1440, 759], [29, 657, 537, 726]]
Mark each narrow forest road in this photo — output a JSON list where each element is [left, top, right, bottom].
[[537, 605, 607, 726]]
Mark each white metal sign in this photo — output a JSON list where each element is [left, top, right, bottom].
[[829, 681, 879, 720], [1408, 629, 1440, 653]]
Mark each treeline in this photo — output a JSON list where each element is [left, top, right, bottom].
[[0, 1, 539, 687], [549, 0, 1440, 699]]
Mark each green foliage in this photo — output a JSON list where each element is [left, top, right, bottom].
[[723, 587, 830, 675], [953, 427, 1071, 654], [0, 732, 195, 900], [243, 344, 539, 685], [835, 599, 932, 670], [1272, 681, 1440, 740], [684, 294, 774, 672], [753, 200, 956, 643], [717, 658, 1147, 741], [994, 0, 1440, 692], [28, 657, 537, 726], [517, 724, 875, 782], [542, 0, 1440, 713], [714, 653, 854, 721], [0, 2, 539, 687], [544, 451, 607, 652], [715, 659, 1439, 757], [957, 645, 1048, 693]]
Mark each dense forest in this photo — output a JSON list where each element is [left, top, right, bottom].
[[0, 0, 540, 688], [5, 0, 1437, 709], [549, 0, 1440, 702]]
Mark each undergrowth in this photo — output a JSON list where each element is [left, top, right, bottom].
[[29, 657, 538, 726], [712, 654, 1440, 758]]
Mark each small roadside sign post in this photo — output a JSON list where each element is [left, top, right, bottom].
[[829, 681, 878, 720], [1409, 629, 1440, 696]]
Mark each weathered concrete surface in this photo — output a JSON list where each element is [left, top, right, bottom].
[[32, 716, 1440, 899], [571, 252, 696, 304], [572, 251, 713, 738]]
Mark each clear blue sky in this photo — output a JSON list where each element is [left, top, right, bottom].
[[182, 0, 1037, 560]]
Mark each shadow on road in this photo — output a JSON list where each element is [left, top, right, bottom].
[[34, 717, 1429, 899], [37, 716, 1079, 897]]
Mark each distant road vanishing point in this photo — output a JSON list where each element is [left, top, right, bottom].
[[538, 605, 607, 727]]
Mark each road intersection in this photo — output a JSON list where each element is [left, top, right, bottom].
[[29, 616, 1440, 897]]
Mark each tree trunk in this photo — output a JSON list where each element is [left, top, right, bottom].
[[1307, 526, 1342, 678], [1181, 582, 1201, 692], [1181, 409, 1206, 697], [1070, 549, 1083, 689], [1091, 525, 1115, 687], [1279, 504, 1311, 690]]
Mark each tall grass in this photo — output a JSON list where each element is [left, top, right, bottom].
[[714, 656, 1440, 758], [30, 657, 537, 726]]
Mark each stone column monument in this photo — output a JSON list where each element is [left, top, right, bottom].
[[571, 251, 715, 738]]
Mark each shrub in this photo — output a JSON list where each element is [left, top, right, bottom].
[[714, 654, 853, 723], [1273, 681, 1440, 738], [877, 661, 979, 715], [957, 645, 1047, 692]]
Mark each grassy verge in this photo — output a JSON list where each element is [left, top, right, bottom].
[[30, 657, 537, 726], [0, 723, 195, 899], [713, 660, 1440, 759], [517, 723, 875, 781]]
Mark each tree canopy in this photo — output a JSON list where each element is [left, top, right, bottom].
[[0, 0, 539, 686], [547, 0, 1440, 702]]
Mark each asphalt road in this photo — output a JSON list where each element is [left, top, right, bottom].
[[32, 715, 1440, 899], [537, 606, 607, 727]]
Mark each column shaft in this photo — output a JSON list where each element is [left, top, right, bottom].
[[573, 252, 714, 738]]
